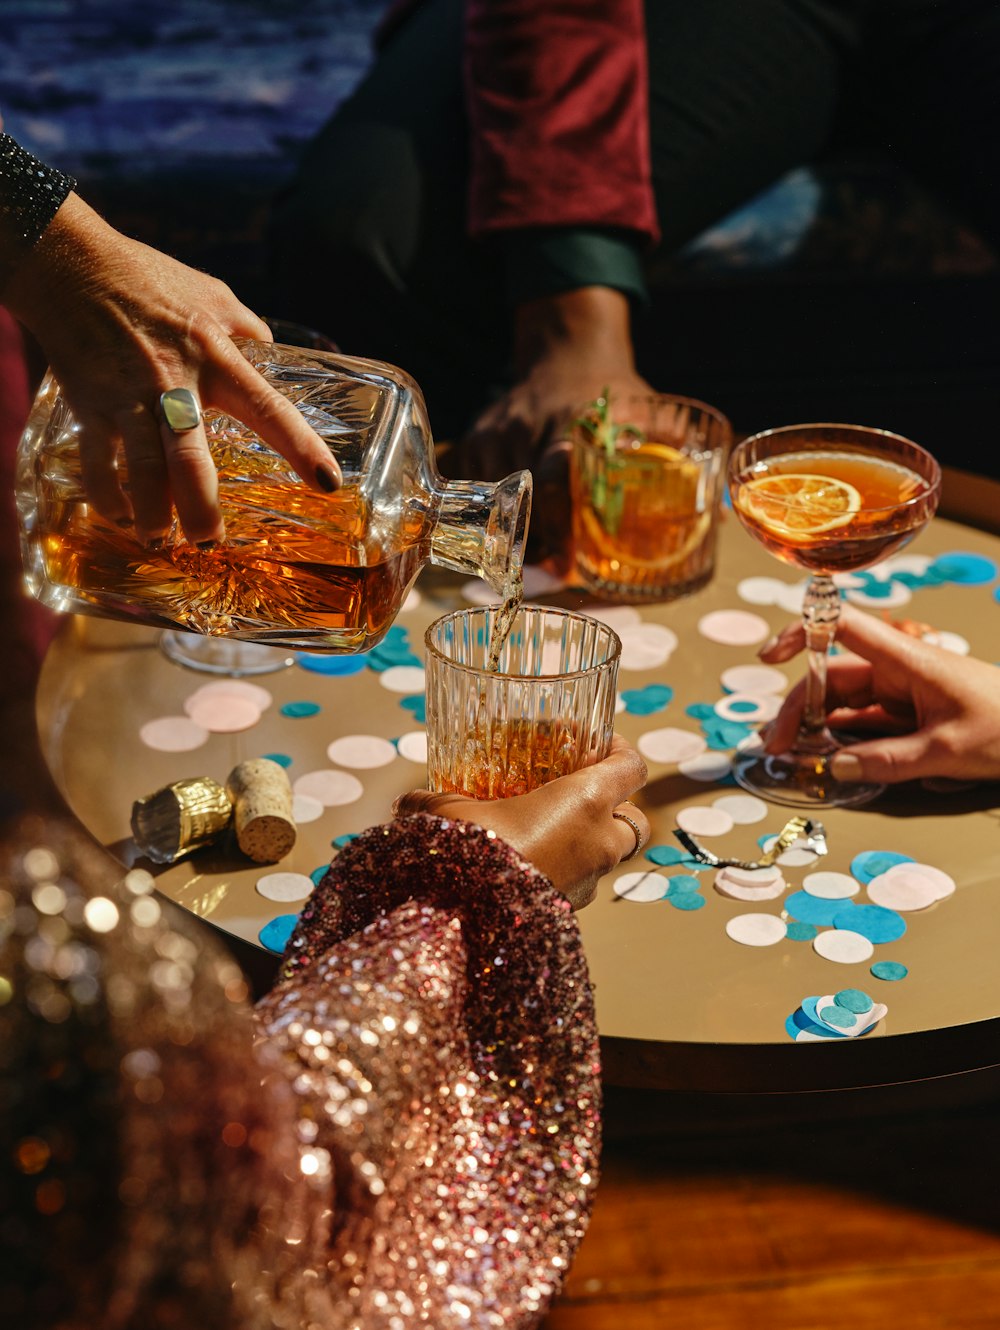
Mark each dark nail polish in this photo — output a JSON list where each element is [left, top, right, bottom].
[[316, 464, 338, 493]]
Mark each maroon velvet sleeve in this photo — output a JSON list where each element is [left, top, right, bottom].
[[464, 0, 659, 244]]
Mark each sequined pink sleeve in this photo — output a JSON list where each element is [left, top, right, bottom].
[[255, 814, 601, 1328]]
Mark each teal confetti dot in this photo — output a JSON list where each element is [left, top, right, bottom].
[[685, 703, 716, 720], [871, 960, 908, 982], [786, 921, 817, 941], [262, 752, 292, 768], [726, 699, 760, 714], [930, 552, 998, 585], [281, 700, 321, 718], [622, 684, 674, 716], [785, 891, 853, 927], [645, 844, 705, 871], [819, 1004, 856, 1029], [310, 864, 330, 887], [850, 850, 914, 884], [665, 874, 701, 894], [835, 988, 873, 1014], [332, 833, 360, 848], [668, 891, 706, 911], [259, 914, 298, 954], [835, 903, 906, 944], [788, 1002, 843, 1040], [295, 653, 366, 676], [400, 694, 426, 723]]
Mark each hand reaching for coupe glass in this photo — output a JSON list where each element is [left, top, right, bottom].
[[761, 605, 1000, 787]]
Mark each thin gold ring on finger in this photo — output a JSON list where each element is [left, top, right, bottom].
[[612, 804, 644, 861], [159, 387, 202, 434]]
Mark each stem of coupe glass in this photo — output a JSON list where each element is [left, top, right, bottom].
[[797, 573, 840, 756]]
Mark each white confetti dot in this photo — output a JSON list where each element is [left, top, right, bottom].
[[139, 716, 209, 752], [812, 929, 874, 964], [461, 579, 501, 606], [379, 665, 427, 694], [184, 679, 273, 714], [725, 913, 787, 946], [676, 806, 735, 838], [736, 576, 786, 605], [774, 582, 808, 614], [615, 693, 627, 715], [580, 606, 642, 631], [698, 609, 771, 646], [326, 734, 398, 769], [802, 871, 861, 900], [613, 870, 669, 902], [711, 793, 769, 825], [522, 564, 567, 597], [401, 586, 422, 612], [293, 770, 364, 806], [637, 728, 707, 765], [714, 692, 782, 724], [880, 554, 931, 577], [291, 794, 325, 824], [187, 695, 262, 733], [617, 623, 679, 671], [678, 751, 733, 782], [720, 664, 788, 696], [256, 872, 314, 903], [396, 731, 428, 763]]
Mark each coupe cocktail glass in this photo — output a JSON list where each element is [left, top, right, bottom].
[[728, 423, 941, 808]]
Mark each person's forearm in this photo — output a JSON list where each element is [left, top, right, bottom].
[[512, 286, 637, 377]]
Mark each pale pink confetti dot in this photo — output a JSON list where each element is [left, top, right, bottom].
[[615, 694, 627, 715], [522, 564, 567, 597], [187, 694, 263, 733], [379, 665, 427, 694], [581, 605, 642, 632], [184, 679, 273, 714], [846, 581, 912, 610], [461, 579, 501, 606], [725, 913, 787, 946], [720, 664, 787, 696], [617, 623, 679, 671], [714, 868, 786, 902], [326, 734, 398, 770], [815, 994, 888, 1037], [139, 716, 209, 752], [725, 864, 783, 888], [255, 871, 314, 903], [714, 692, 782, 724], [833, 571, 869, 589], [893, 862, 955, 901], [396, 731, 428, 764], [711, 793, 769, 825], [676, 805, 735, 838], [866, 868, 945, 912], [923, 630, 970, 656], [614, 870, 670, 902], [638, 728, 707, 765], [293, 769, 364, 807], [812, 929, 874, 964], [678, 751, 733, 782], [774, 582, 808, 614], [291, 793, 325, 824], [735, 732, 765, 755], [802, 870, 860, 900], [881, 553, 932, 578], [736, 576, 785, 605], [401, 586, 422, 612], [698, 609, 771, 647]]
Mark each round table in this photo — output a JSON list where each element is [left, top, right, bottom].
[[36, 469, 1000, 1093]]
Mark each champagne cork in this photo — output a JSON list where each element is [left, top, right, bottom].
[[226, 758, 296, 864], [131, 777, 233, 864]]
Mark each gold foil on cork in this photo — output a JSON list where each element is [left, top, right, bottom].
[[131, 777, 233, 864]]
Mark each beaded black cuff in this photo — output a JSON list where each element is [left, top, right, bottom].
[[0, 132, 77, 290]]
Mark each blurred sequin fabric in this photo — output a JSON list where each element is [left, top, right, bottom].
[[0, 814, 600, 1328]]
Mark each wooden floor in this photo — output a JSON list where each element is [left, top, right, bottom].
[[542, 1081, 1000, 1330]]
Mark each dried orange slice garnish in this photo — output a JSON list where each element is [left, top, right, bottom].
[[738, 472, 862, 538]]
